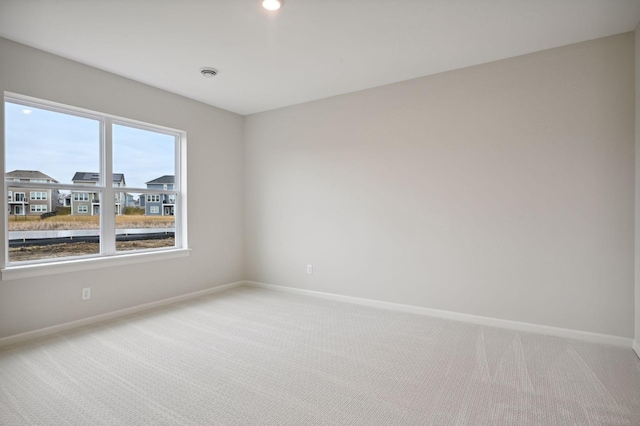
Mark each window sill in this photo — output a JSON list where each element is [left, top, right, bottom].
[[1, 248, 191, 281]]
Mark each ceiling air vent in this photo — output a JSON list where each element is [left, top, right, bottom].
[[200, 67, 218, 78]]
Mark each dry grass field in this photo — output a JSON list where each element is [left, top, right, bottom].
[[7, 215, 176, 262], [8, 215, 174, 231]]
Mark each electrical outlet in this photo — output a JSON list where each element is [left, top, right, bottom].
[[306, 264, 313, 274], [82, 287, 91, 300]]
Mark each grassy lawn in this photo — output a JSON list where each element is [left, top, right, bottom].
[[8, 215, 175, 231]]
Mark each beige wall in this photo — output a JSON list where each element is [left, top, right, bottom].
[[635, 25, 640, 348], [1, 32, 635, 342], [244, 34, 635, 337], [0, 38, 245, 339]]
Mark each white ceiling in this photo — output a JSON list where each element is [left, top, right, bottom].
[[1, 0, 640, 115]]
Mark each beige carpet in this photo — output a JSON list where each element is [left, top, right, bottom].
[[1, 286, 639, 425]]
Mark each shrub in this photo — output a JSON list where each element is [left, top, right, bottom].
[[123, 207, 145, 215]]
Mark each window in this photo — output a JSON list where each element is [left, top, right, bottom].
[[149, 206, 160, 214], [4, 93, 187, 270], [147, 194, 160, 203], [30, 191, 47, 200]]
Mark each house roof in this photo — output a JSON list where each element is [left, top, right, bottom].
[[146, 175, 174, 185], [72, 172, 125, 183], [5, 170, 58, 183]]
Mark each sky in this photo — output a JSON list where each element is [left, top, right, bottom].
[[5, 101, 175, 190]]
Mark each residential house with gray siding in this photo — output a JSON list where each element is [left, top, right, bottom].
[[145, 175, 175, 216], [6, 170, 59, 216], [71, 172, 126, 215]]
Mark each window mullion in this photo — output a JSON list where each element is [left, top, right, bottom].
[[101, 119, 116, 255], [176, 134, 186, 249]]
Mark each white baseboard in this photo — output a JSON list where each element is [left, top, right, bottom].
[[0, 280, 244, 348], [3, 279, 633, 351], [244, 281, 633, 349]]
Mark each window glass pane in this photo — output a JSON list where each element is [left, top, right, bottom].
[[116, 192, 175, 252], [5, 102, 99, 185], [113, 124, 175, 189], [8, 190, 101, 262], [5, 101, 102, 264]]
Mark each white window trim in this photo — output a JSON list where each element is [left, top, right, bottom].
[[1, 248, 191, 281], [2, 92, 188, 279]]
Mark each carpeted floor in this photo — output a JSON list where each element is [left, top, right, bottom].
[[1, 286, 639, 425]]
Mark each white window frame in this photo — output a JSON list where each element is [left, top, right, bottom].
[[73, 192, 89, 201], [147, 194, 160, 203], [77, 205, 88, 214], [30, 205, 47, 213], [149, 206, 160, 214], [2, 93, 189, 280]]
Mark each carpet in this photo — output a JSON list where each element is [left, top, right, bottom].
[[1, 286, 639, 425]]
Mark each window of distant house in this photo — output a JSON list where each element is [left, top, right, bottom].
[[30, 192, 47, 200], [3, 93, 187, 269]]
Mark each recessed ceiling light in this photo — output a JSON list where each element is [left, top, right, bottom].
[[22, 109, 32, 115], [200, 67, 218, 78], [261, 0, 282, 11]]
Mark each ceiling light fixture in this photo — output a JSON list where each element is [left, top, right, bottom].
[[200, 67, 218, 78], [261, 0, 282, 11]]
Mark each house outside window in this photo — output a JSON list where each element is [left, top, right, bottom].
[[5, 171, 59, 217], [71, 173, 126, 216], [144, 175, 175, 216]]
